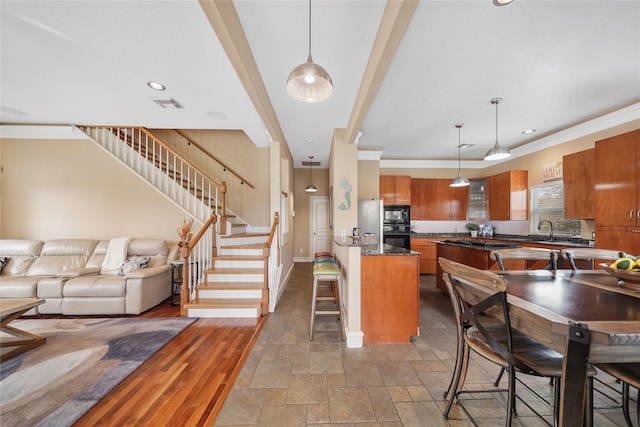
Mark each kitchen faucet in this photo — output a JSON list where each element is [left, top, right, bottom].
[[537, 220, 554, 241]]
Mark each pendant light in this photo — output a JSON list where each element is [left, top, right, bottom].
[[305, 155, 318, 192], [287, 0, 333, 103], [450, 123, 470, 188], [484, 97, 511, 161]]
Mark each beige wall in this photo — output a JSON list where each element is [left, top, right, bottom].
[[1, 138, 186, 241], [357, 159, 380, 200], [150, 129, 271, 227], [330, 129, 359, 240]]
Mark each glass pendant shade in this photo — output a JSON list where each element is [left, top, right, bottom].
[[450, 123, 470, 188], [287, 0, 333, 103], [484, 97, 511, 161], [287, 55, 333, 103]]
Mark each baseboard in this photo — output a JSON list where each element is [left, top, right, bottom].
[[345, 328, 364, 348]]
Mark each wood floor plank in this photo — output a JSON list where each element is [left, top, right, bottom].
[[72, 300, 266, 426]]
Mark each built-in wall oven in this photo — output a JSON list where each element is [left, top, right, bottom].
[[383, 205, 411, 249]]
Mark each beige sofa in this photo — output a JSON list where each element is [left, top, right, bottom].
[[0, 238, 178, 315]]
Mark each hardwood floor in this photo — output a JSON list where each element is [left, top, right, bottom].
[[73, 300, 266, 427]]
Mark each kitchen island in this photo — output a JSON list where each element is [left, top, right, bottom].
[[434, 239, 521, 292], [359, 243, 420, 343]]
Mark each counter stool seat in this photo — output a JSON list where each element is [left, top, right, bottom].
[[310, 261, 344, 341]]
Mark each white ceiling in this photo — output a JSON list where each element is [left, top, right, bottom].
[[1, 0, 639, 170]]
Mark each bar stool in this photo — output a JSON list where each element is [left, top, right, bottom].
[[310, 261, 344, 341]]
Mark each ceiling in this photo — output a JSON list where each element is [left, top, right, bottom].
[[1, 0, 639, 170]]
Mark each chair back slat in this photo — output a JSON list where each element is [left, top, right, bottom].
[[490, 247, 559, 271], [560, 248, 623, 270]]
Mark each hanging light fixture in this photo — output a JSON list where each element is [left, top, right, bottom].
[[305, 155, 318, 192], [493, 0, 514, 6], [287, 0, 333, 103], [484, 97, 511, 161], [450, 123, 470, 188]]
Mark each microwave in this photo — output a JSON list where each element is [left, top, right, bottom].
[[383, 205, 410, 225]]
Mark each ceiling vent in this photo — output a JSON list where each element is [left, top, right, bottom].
[[302, 160, 321, 167], [153, 98, 184, 109]]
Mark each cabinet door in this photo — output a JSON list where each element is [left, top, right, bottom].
[[595, 130, 640, 226], [563, 148, 595, 219], [394, 176, 411, 205], [488, 171, 528, 220], [595, 226, 640, 257], [488, 172, 511, 220], [380, 176, 397, 205], [380, 175, 411, 205], [450, 185, 468, 220], [410, 178, 437, 219]]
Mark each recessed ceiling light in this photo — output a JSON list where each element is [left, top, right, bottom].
[[305, 138, 314, 143], [147, 81, 166, 91], [522, 129, 536, 134], [207, 111, 227, 120]]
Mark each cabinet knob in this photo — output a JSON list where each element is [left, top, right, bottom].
[[631, 209, 635, 221]]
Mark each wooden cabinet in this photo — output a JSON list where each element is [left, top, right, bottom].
[[361, 254, 419, 343], [594, 129, 640, 227], [380, 175, 411, 205], [487, 170, 528, 220], [594, 129, 640, 255], [411, 238, 440, 274], [410, 178, 467, 220], [410, 178, 437, 220], [563, 148, 595, 219]]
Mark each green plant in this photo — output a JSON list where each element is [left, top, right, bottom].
[[465, 223, 479, 231]]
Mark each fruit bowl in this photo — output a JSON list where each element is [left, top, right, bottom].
[[601, 264, 640, 285]]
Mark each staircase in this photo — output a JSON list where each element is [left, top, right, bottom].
[[75, 125, 279, 319], [185, 232, 270, 318]]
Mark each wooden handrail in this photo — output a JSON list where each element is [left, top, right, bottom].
[[174, 129, 255, 189], [179, 212, 218, 316], [267, 212, 280, 249]]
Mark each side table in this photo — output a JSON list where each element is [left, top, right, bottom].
[[170, 261, 198, 305]]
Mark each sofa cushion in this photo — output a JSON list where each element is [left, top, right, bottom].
[[127, 239, 168, 267], [27, 239, 98, 277], [37, 277, 68, 298], [0, 240, 44, 276], [0, 275, 43, 298], [64, 275, 126, 297], [86, 240, 108, 269], [119, 256, 150, 275]]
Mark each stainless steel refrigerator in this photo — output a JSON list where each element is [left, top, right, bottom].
[[358, 198, 384, 247]]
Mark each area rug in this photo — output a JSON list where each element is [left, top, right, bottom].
[[0, 317, 196, 427]]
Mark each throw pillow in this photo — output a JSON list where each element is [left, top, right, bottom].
[[119, 256, 151, 275], [0, 257, 8, 274]]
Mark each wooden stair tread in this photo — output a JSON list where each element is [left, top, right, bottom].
[[213, 255, 264, 261], [186, 298, 262, 309], [220, 243, 265, 250], [198, 282, 264, 290], [206, 267, 264, 274], [223, 232, 270, 238]]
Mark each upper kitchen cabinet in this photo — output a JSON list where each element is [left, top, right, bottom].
[[594, 129, 640, 227], [487, 170, 528, 220], [563, 148, 595, 219], [468, 179, 488, 220], [436, 179, 468, 220], [410, 178, 437, 219], [410, 178, 467, 220], [380, 175, 411, 205]]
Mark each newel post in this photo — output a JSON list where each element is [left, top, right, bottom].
[[176, 218, 194, 316]]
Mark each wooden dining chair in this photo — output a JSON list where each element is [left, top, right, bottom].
[[439, 257, 595, 426], [490, 247, 559, 271], [595, 363, 640, 427], [560, 248, 623, 270]]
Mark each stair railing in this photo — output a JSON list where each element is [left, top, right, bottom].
[[179, 213, 218, 316], [76, 125, 228, 234], [264, 213, 280, 313]]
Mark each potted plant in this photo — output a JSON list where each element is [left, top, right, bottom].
[[465, 223, 480, 238]]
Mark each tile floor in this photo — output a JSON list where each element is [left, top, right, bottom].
[[214, 263, 634, 426]]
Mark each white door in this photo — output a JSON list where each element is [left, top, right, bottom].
[[311, 196, 331, 257]]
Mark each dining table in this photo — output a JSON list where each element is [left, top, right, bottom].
[[458, 269, 640, 427]]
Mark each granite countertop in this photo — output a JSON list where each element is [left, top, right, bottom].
[[411, 233, 591, 248], [334, 237, 419, 255]]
